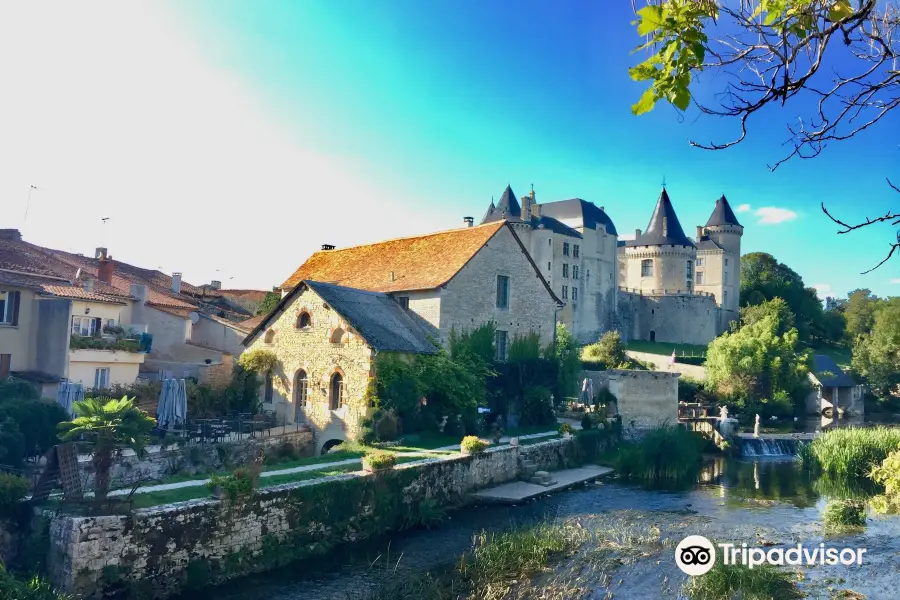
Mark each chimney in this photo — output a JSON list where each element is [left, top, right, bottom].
[[84, 278, 94, 293], [635, 228, 642, 238], [129, 284, 148, 304], [389, 271, 395, 282], [321, 244, 335, 251], [210, 280, 222, 290], [0, 229, 22, 241], [696, 225, 703, 240], [171, 272, 182, 294], [463, 216, 474, 228], [98, 252, 114, 284], [532, 204, 541, 218], [95, 247, 108, 260]]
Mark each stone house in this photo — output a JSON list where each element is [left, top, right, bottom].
[[806, 354, 865, 417], [279, 220, 563, 354], [242, 280, 438, 453]]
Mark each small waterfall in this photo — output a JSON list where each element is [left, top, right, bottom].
[[739, 437, 804, 456]]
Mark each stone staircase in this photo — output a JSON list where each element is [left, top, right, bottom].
[[519, 458, 557, 487]]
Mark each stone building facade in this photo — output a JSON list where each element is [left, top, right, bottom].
[[244, 281, 438, 452]]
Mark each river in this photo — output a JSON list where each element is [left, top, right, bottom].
[[181, 457, 900, 600]]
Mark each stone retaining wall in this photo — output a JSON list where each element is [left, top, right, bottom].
[[49, 437, 589, 599], [78, 430, 314, 490]]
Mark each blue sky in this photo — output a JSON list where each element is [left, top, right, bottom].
[[3, 1, 898, 298]]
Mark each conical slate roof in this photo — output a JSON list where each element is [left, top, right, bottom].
[[634, 188, 694, 247], [705, 195, 742, 227], [480, 185, 522, 224]]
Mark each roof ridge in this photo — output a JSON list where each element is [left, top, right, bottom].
[[303, 221, 505, 255]]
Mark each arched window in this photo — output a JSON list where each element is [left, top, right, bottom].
[[329, 372, 344, 410], [686, 260, 693, 279], [330, 327, 345, 345], [264, 329, 275, 344], [640, 259, 653, 277], [294, 370, 308, 407], [264, 371, 274, 403], [297, 312, 312, 329]]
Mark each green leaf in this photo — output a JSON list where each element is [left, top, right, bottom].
[[672, 87, 691, 111], [632, 88, 658, 116], [829, 0, 853, 21], [635, 5, 665, 36]]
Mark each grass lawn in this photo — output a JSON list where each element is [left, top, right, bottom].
[[624, 339, 708, 358], [131, 455, 442, 509], [157, 450, 366, 485]]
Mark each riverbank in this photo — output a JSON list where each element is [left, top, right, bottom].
[[47, 433, 612, 599]]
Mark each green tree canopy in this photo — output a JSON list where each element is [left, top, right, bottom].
[[255, 291, 280, 316], [852, 298, 900, 399], [843, 288, 882, 342], [706, 299, 811, 416]]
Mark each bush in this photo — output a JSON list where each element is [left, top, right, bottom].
[[823, 499, 867, 531], [374, 409, 400, 442], [582, 331, 628, 368], [558, 423, 574, 435], [0, 565, 70, 600], [208, 467, 258, 502], [519, 386, 555, 427], [803, 426, 900, 479], [870, 447, 900, 514], [460, 436, 488, 454], [684, 561, 802, 600], [612, 425, 706, 483], [238, 348, 279, 374], [580, 413, 593, 430], [363, 451, 397, 472], [0, 399, 68, 462], [0, 472, 29, 520]]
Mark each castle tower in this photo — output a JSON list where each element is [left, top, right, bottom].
[[622, 188, 696, 294], [698, 195, 743, 316]]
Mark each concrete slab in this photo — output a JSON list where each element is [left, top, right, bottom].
[[470, 465, 613, 505]]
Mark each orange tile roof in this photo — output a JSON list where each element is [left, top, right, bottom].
[[239, 314, 265, 331], [40, 285, 127, 304], [281, 222, 506, 293]]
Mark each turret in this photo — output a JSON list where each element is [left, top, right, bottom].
[[703, 195, 743, 256]]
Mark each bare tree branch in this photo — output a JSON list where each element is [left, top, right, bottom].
[[821, 200, 900, 274]]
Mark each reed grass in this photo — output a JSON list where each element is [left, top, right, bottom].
[[823, 499, 867, 532], [802, 426, 900, 479], [684, 561, 802, 600], [611, 425, 706, 483]]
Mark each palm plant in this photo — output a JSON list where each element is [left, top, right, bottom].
[[57, 396, 156, 499]]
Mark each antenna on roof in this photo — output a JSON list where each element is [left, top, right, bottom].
[[661, 175, 667, 189], [75, 268, 82, 280], [22, 185, 37, 230], [101, 217, 110, 248]]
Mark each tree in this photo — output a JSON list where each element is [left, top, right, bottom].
[[630, 1, 900, 270], [852, 297, 900, 398], [740, 296, 796, 336], [546, 323, 581, 401], [706, 299, 811, 417], [255, 291, 280, 316], [739, 252, 837, 343], [583, 331, 629, 368], [843, 288, 882, 342], [57, 397, 156, 499]]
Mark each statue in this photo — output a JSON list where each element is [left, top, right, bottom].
[[718, 405, 729, 421], [753, 414, 760, 438]]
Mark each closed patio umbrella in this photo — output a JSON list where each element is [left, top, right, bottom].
[[156, 379, 173, 429]]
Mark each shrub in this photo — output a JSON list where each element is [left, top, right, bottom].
[[582, 331, 628, 368], [374, 409, 400, 442], [0, 472, 29, 520], [519, 386, 555, 427], [612, 425, 706, 483], [870, 447, 900, 514], [362, 451, 397, 472], [823, 499, 867, 531], [580, 413, 593, 430], [238, 348, 279, 374], [558, 423, 574, 435], [804, 426, 900, 479], [684, 561, 801, 600], [208, 467, 258, 501], [460, 436, 488, 454], [0, 399, 69, 462], [0, 565, 70, 600]]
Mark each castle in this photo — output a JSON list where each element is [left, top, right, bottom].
[[480, 185, 743, 345]]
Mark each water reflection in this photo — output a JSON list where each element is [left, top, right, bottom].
[[697, 457, 878, 509]]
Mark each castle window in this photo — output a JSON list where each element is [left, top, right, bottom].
[[696, 271, 704, 284], [641, 259, 653, 277], [297, 311, 312, 329], [573, 244, 580, 258], [496, 275, 510, 309], [397, 296, 410, 310], [264, 371, 274, 403], [547, 262, 551, 271], [329, 372, 344, 409], [562, 285, 568, 299], [562, 264, 569, 278], [686, 280, 693, 292], [686, 260, 693, 279], [724, 291, 728, 305], [294, 370, 308, 408], [696, 258, 704, 267], [572, 266, 579, 280], [572, 287, 578, 302], [563, 242, 570, 256], [725, 258, 729, 266], [495, 330, 508, 361], [330, 327, 345, 345]]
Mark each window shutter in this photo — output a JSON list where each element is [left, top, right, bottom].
[[11, 291, 20, 326], [0, 354, 10, 378]]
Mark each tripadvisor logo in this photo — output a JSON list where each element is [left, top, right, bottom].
[[675, 535, 868, 576]]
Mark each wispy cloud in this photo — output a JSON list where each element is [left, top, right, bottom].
[[890, 278, 900, 284], [813, 283, 833, 297], [736, 203, 751, 213], [755, 206, 798, 225]]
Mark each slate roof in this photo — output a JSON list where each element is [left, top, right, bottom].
[[632, 188, 694, 247], [306, 281, 438, 354], [811, 355, 856, 388], [530, 215, 583, 238], [281, 222, 506, 293], [537, 199, 618, 235], [243, 281, 438, 354], [706, 195, 742, 228], [695, 237, 724, 251]]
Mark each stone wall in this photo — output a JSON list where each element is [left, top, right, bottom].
[[441, 225, 558, 349], [78, 430, 314, 490], [624, 351, 707, 380], [197, 354, 234, 389], [49, 438, 589, 599], [606, 369, 679, 430], [245, 286, 376, 447], [616, 292, 717, 346]]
